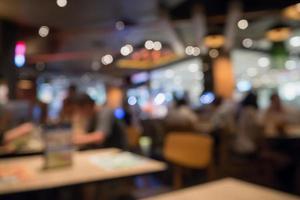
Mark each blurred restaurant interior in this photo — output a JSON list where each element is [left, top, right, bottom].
[[1, 0, 300, 199]]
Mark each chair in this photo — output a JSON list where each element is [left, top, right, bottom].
[[163, 132, 214, 189]]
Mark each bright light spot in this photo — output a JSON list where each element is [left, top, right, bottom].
[[115, 21, 125, 31], [120, 44, 133, 56], [101, 54, 113, 65], [56, 0, 67, 7], [242, 38, 253, 48], [91, 60, 101, 71], [237, 80, 252, 92], [289, 36, 300, 47], [114, 108, 125, 119], [164, 69, 174, 78], [188, 64, 199, 73], [39, 26, 49, 38], [15, 55, 25, 68], [154, 93, 166, 105], [237, 19, 248, 30], [185, 46, 194, 55], [258, 57, 270, 68], [145, 40, 154, 50], [200, 92, 215, 104], [247, 67, 258, 77], [153, 41, 162, 51], [15, 41, 26, 55], [209, 49, 219, 58], [285, 60, 297, 70], [280, 83, 296, 101], [128, 96, 137, 106], [38, 84, 53, 104], [193, 47, 201, 56]]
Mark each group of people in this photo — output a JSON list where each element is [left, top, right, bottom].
[[0, 83, 298, 157], [163, 90, 298, 157], [0, 85, 128, 152]]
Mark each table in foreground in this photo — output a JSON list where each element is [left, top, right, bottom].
[[0, 148, 166, 195], [143, 178, 300, 200]]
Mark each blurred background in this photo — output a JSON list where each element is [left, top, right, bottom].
[[1, 1, 300, 200]]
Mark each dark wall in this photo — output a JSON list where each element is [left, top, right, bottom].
[[0, 21, 18, 99]]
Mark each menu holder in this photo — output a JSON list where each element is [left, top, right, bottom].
[[43, 124, 73, 169]]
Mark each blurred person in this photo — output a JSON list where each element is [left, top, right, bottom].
[[210, 96, 237, 164], [72, 88, 127, 149], [0, 104, 34, 146], [0, 123, 34, 145], [165, 97, 198, 132], [261, 93, 288, 137], [233, 91, 262, 156], [60, 84, 78, 123]]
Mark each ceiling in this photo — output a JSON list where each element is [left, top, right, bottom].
[[0, 0, 299, 76]]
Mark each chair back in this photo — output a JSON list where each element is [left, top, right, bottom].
[[164, 132, 213, 169]]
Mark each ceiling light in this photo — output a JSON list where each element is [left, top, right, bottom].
[[289, 36, 300, 47], [204, 34, 225, 48], [185, 46, 194, 55], [192, 47, 201, 56], [38, 26, 50, 38], [115, 21, 125, 31], [242, 38, 253, 48], [209, 49, 219, 58], [145, 40, 154, 50], [283, 4, 300, 20], [128, 96, 137, 106], [56, 0, 67, 7], [266, 25, 291, 42], [120, 44, 133, 56], [101, 54, 113, 65], [153, 41, 162, 51], [285, 60, 297, 70], [237, 19, 248, 30], [258, 57, 270, 68]]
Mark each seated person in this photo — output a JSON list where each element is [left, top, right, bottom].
[[0, 122, 34, 152], [165, 97, 198, 132], [71, 94, 127, 149], [233, 92, 262, 156], [261, 93, 288, 137], [60, 85, 78, 123]]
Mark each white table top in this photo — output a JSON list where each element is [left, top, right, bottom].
[[144, 178, 300, 200], [0, 148, 166, 195]]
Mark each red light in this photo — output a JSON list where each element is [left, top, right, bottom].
[[15, 41, 26, 55]]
